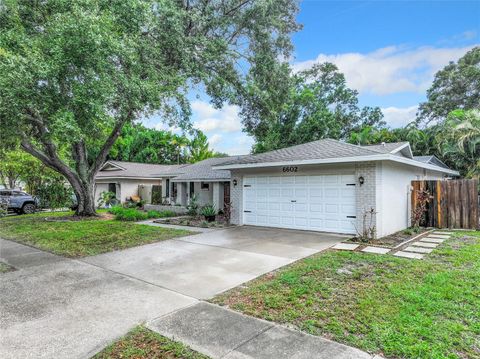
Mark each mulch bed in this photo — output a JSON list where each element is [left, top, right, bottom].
[[347, 227, 432, 248], [155, 215, 233, 228]]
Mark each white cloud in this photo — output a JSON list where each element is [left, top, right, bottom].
[[191, 101, 242, 133], [293, 45, 476, 95], [381, 106, 418, 128], [208, 134, 222, 146]]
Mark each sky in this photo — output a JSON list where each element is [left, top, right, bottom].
[[144, 0, 480, 155]]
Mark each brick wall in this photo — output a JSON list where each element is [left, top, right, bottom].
[[230, 171, 243, 225], [355, 162, 378, 237]]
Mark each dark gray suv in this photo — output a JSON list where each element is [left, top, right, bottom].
[[0, 190, 39, 214]]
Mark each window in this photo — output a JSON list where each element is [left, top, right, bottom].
[[0, 191, 11, 196], [13, 191, 27, 196], [108, 183, 116, 195], [200, 182, 210, 190], [189, 182, 194, 197], [166, 179, 170, 197]]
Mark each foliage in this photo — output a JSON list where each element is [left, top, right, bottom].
[[187, 194, 199, 216], [436, 109, 480, 179], [93, 326, 209, 359], [240, 62, 385, 153], [151, 185, 162, 205], [417, 47, 480, 125], [0, 198, 8, 218], [411, 189, 433, 228], [200, 204, 217, 218], [111, 207, 148, 222], [97, 191, 118, 208], [0, 0, 299, 215], [35, 178, 73, 210], [146, 210, 177, 219], [213, 232, 480, 359], [0, 149, 63, 192], [188, 129, 215, 163], [0, 211, 190, 257]]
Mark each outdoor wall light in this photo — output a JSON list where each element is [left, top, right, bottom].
[[358, 176, 365, 186], [233, 179, 238, 186]]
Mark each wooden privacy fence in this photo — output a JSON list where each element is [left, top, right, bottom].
[[411, 179, 479, 229]]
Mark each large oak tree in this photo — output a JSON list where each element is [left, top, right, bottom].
[[0, 0, 299, 215]]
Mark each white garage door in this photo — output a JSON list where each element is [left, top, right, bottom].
[[243, 174, 357, 234]]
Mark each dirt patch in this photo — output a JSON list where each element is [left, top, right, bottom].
[[347, 227, 431, 248], [43, 212, 113, 222]]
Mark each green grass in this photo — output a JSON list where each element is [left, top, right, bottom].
[[93, 326, 209, 359], [0, 211, 191, 257], [212, 231, 480, 359]]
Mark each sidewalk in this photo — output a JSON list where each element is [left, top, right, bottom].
[[148, 302, 378, 359]]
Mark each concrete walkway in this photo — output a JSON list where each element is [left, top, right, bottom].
[[1, 228, 372, 359], [148, 302, 376, 359]]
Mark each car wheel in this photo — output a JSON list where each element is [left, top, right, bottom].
[[22, 203, 36, 214]]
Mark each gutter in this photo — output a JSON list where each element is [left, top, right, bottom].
[[212, 154, 459, 176]]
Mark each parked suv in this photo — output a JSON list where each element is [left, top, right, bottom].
[[0, 190, 39, 214]]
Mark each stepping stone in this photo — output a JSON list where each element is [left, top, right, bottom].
[[404, 246, 433, 254], [393, 251, 424, 259], [410, 241, 438, 248], [427, 234, 450, 239], [420, 237, 445, 244], [332, 243, 359, 251], [361, 246, 390, 254], [434, 231, 453, 235]]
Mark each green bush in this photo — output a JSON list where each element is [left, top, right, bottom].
[[146, 210, 177, 219], [108, 206, 124, 215], [113, 207, 148, 221], [200, 204, 217, 217]]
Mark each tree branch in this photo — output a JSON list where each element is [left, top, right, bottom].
[[89, 110, 134, 180]]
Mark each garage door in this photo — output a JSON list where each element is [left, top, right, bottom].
[[243, 174, 357, 234]]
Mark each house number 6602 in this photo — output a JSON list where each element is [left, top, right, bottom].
[[282, 166, 298, 172]]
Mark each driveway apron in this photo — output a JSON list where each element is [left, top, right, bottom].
[[1, 227, 347, 358]]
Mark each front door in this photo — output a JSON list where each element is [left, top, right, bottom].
[[223, 181, 231, 210]]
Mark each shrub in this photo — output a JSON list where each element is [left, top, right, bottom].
[[201, 204, 217, 217], [97, 191, 118, 208], [108, 205, 124, 215], [113, 207, 148, 221], [146, 210, 177, 219], [187, 194, 199, 216]]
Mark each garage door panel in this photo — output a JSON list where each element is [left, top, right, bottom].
[[243, 174, 356, 234]]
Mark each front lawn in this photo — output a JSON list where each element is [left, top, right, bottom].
[[93, 326, 209, 359], [212, 231, 480, 359], [0, 211, 191, 257]]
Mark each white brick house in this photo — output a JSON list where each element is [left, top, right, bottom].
[[213, 140, 458, 237], [95, 139, 458, 237]]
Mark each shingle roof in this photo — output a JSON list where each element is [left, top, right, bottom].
[[96, 160, 187, 178], [215, 139, 385, 166], [171, 157, 235, 182], [414, 156, 450, 169], [363, 142, 409, 154]]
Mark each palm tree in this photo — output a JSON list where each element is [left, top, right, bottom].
[[437, 109, 480, 178]]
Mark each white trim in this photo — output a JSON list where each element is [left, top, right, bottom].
[[390, 143, 413, 159], [95, 176, 164, 180], [171, 178, 230, 183], [99, 161, 126, 171], [213, 154, 459, 176]]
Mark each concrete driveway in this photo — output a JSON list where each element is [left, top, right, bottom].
[[1, 226, 346, 359], [84, 226, 347, 299]]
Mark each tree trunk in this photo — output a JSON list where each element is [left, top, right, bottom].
[[71, 181, 97, 217]]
